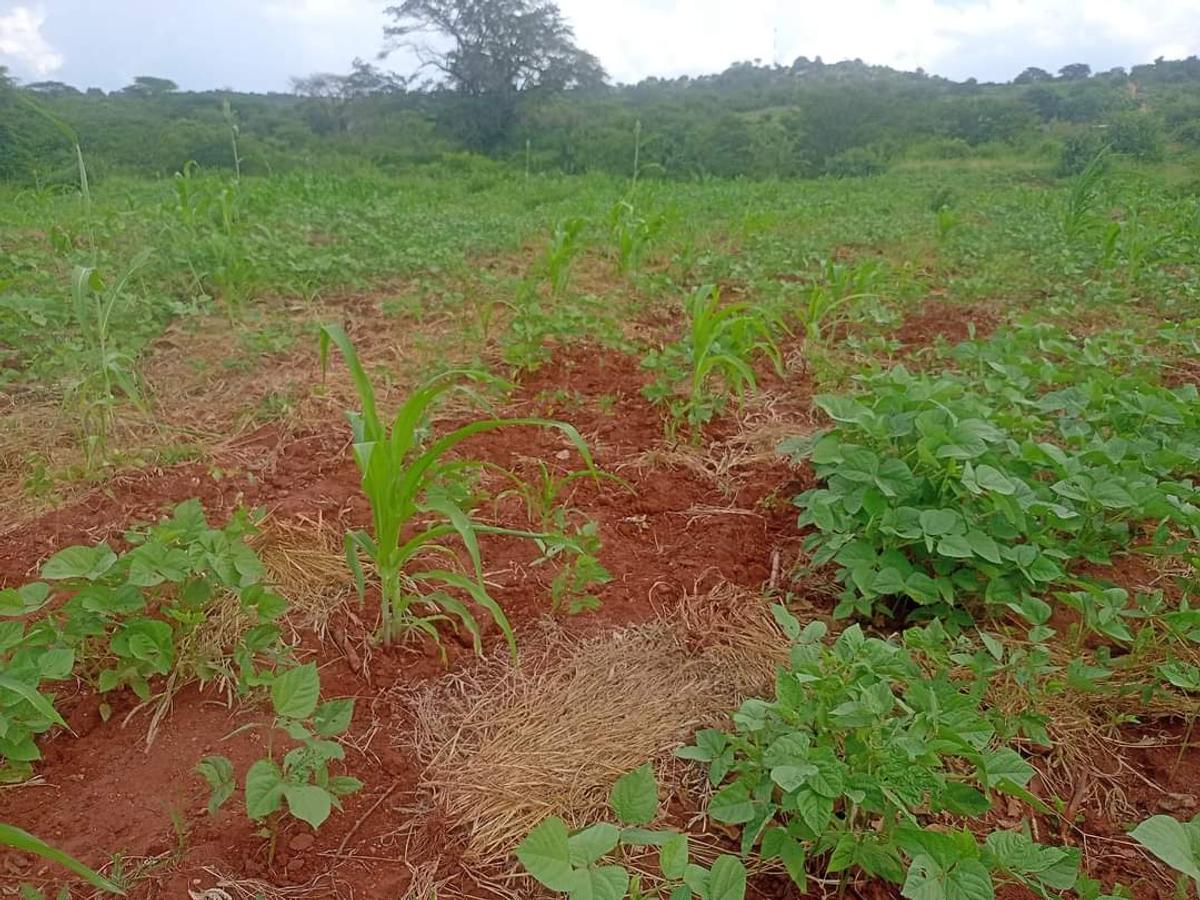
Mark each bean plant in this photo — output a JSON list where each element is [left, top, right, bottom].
[[676, 614, 1079, 899], [785, 324, 1200, 622], [0, 500, 290, 779], [196, 663, 361, 858], [518, 763, 748, 900], [1129, 814, 1200, 895]]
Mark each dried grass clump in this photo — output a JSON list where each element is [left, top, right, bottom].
[[626, 396, 815, 493], [408, 584, 790, 865], [255, 517, 354, 639]]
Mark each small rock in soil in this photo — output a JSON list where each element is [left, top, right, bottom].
[[289, 832, 315, 852], [1158, 792, 1199, 812]]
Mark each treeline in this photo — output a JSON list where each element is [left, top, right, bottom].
[[2, 55, 1199, 184]]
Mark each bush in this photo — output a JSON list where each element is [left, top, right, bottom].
[[1107, 111, 1165, 162], [907, 137, 971, 161], [1056, 130, 1109, 176], [824, 146, 888, 178]]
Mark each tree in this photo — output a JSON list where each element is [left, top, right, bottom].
[[1108, 111, 1165, 161], [1014, 67, 1051, 84], [1058, 63, 1091, 81], [120, 76, 179, 96], [383, 0, 606, 149], [24, 81, 81, 96], [345, 58, 407, 96], [1023, 85, 1061, 121], [294, 59, 405, 100], [292, 59, 406, 135]]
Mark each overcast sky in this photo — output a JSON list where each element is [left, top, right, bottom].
[[2, 0, 1199, 92]]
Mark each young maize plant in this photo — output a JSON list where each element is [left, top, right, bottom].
[[319, 325, 596, 653], [0, 823, 124, 894], [609, 199, 663, 277], [544, 216, 588, 297], [68, 254, 151, 466], [798, 257, 882, 344], [644, 283, 784, 438]]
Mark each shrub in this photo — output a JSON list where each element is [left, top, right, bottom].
[[1107, 112, 1165, 162], [1056, 130, 1109, 176], [823, 146, 888, 178]]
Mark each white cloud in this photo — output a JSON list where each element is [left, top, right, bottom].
[[21, 0, 1200, 93], [257, 0, 386, 75], [0, 4, 63, 77], [557, 0, 1200, 83]]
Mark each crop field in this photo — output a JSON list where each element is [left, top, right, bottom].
[[1, 155, 1200, 900]]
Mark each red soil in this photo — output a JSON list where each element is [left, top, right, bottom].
[[0, 344, 809, 898], [894, 298, 1001, 350], [1, 335, 1193, 899]]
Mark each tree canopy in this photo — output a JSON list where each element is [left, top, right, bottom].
[[4, 49, 1200, 184], [382, 0, 605, 148], [1058, 63, 1091, 81], [121, 76, 179, 96], [384, 0, 605, 94], [1013, 67, 1051, 84]]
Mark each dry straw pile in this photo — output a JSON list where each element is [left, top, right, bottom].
[[407, 584, 792, 866]]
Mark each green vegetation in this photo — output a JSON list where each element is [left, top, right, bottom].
[[0, 500, 291, 780], [197, 663, 361, 844], [6, 50, 1200, 183], [0, 823, 124, 894], [320, 323, 598, 650], [518, 764, 749, 900], [643, 283, 783, 438], [678, 616, 1076, 897], [4, 24, 1200, 897], [1129, 815, 1200, 894], [784, 324, 1200, 623]]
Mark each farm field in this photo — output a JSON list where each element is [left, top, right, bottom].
[[2, 156, 1200, 900]]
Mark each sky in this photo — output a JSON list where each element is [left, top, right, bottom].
[[2, 0, 1199, 92]]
